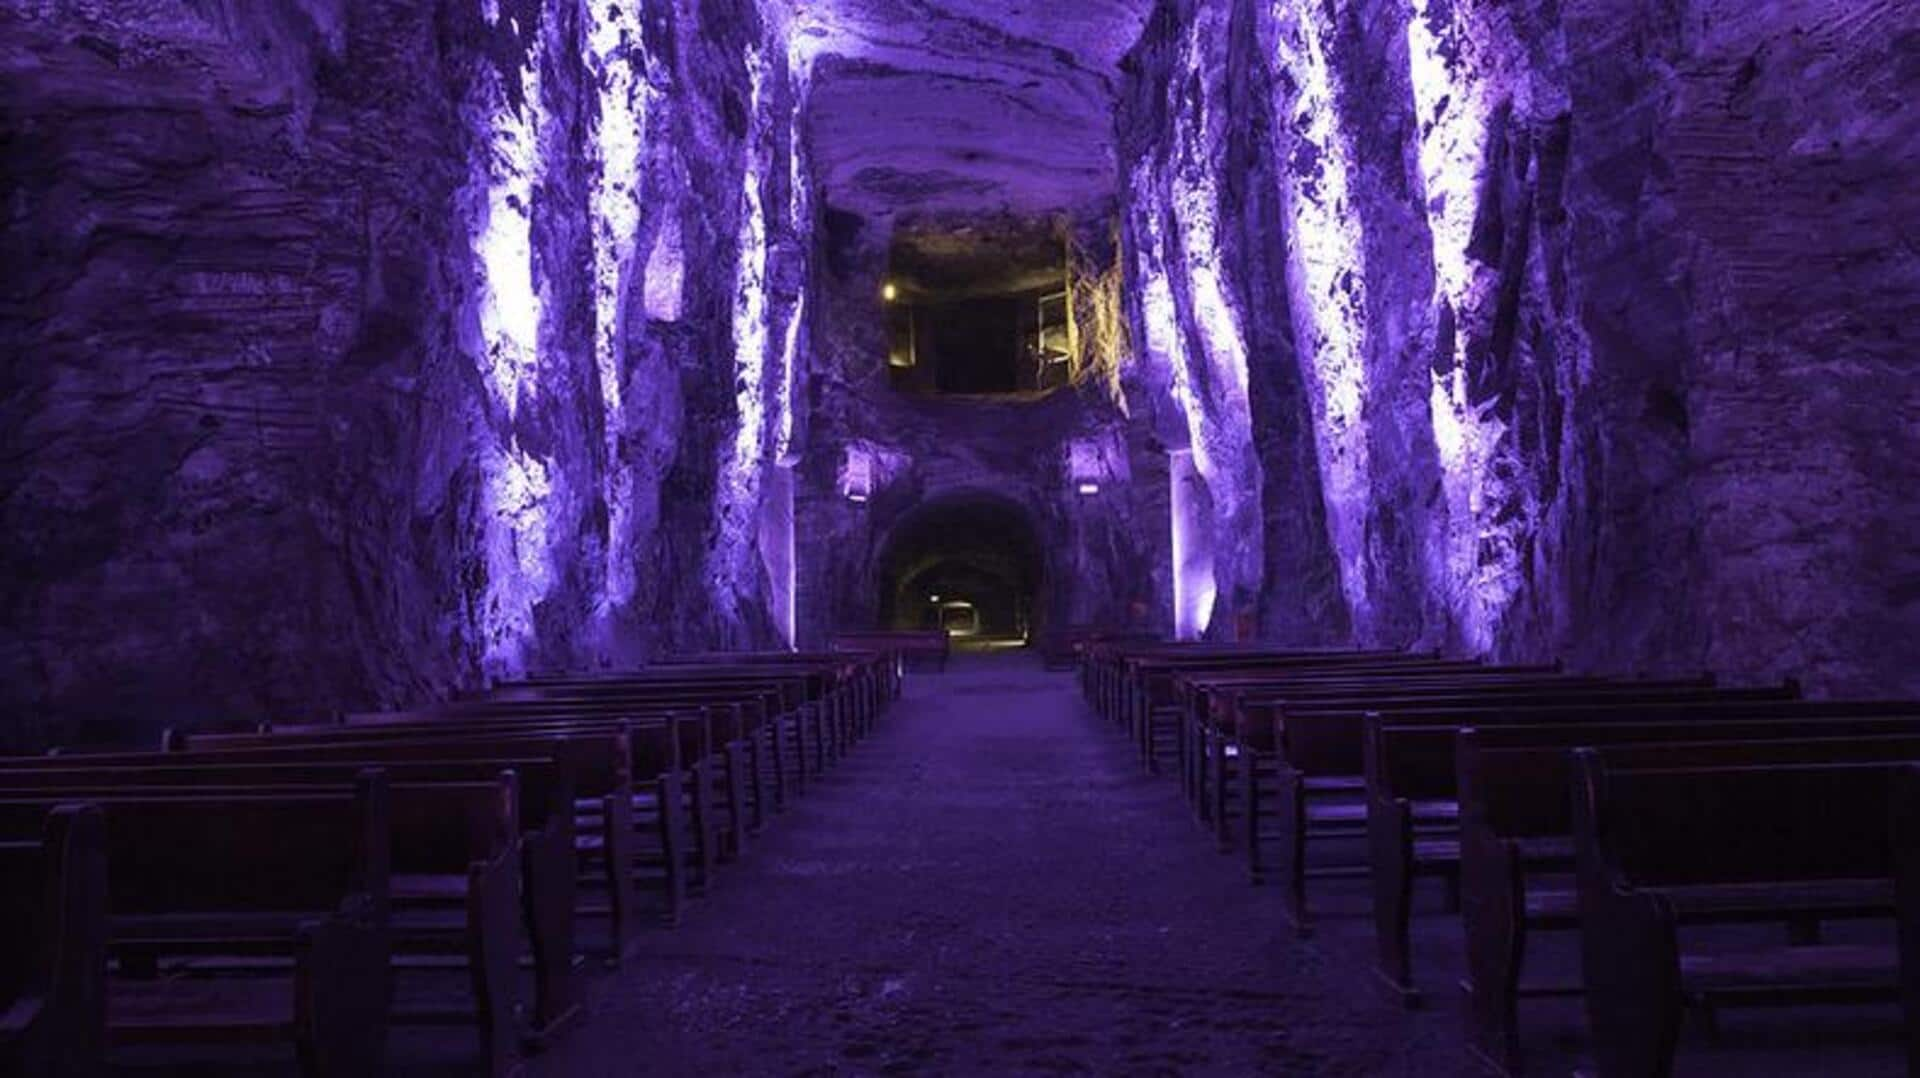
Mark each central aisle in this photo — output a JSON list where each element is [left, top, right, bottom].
[[532, 652, 1467, 1075]]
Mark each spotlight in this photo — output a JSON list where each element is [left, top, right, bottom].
[[929, 594, 942, 603], [1076, 482, 1101, 496], [882, 282, 898, 303]]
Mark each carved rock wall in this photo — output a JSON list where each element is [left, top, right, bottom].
[[1119, 0, 1920, 690], [0, 0, 805, 747]]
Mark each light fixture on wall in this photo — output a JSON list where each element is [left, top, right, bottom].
[[882, 281, 898, 303], [841, 446, 873, 504], [1067, 438, 1108, 497]]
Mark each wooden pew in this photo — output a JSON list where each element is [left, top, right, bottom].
[[1455, 714, 1920, 1071], [145, 724, 669, 933], [428, 683, 817, 818], [0, 804, 107, 1078], [0, 769, 543, 1077], [831, 630, 950, 673], [1154, 652, 1475, 773], [1038, 627, 1159, 672], [1353, 692, 1864, 999], [0, 757, 585, 1052], [0, 780, 391, 1078], [1101, 646, 1435, 762], [1572, 753, 1920, 1078], [1195, 669, 1688, 839], [1230, 678, 1777, 928]]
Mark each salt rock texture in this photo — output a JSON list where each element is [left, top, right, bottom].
[[794, 0, 1152, 218], [1119, 0, 1920, 691], [0, 0, 806, 747]]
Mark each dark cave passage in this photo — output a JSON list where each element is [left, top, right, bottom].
[[874, 492, 1044, 643]]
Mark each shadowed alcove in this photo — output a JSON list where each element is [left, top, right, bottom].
[[873, 492, 1045, 643]]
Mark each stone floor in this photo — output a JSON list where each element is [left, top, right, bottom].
[[529, 652, 1475, 1076]]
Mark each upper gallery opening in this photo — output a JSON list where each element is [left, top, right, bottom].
[[882, 219, 1070, 397]]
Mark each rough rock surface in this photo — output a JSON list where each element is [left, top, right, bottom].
[[794, 0, 1152, 219], [1118, 0, 1920, 691], [0, 0, 805, 747]]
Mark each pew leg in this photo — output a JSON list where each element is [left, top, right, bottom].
[[771, 721, 792, 807], [689, 763, 717, 891], [793, 707, 814, 785], [655, 775, 688, 924], [1368, 797, 1420, 1006], [466, 855, 525, 1078], [1212, 744, 1233, 851], [726, 742, 750, 857], [1245, 758, 1266, 884], [1276, 767, 1312, 936], [747, 736, 768, 834], [1462, 835, 1525, 1075], [522, 822, 582, 1042], [602, 794, 639, 959]]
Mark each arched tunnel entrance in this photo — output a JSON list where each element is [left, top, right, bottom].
[[875, 493, 1045, 646]]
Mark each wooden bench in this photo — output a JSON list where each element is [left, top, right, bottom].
[[831, 630, 950, 674], [0, 804, 107, 1077], [0, 780, 392, 1077], [1194, 668, 1674, 839], [1037, 628, 1159, 672], [1572, 753, 1920, 1077], [1454, 714, 1920, 1072], [152, 723, 677, 933], [1229, 679, 1780, 928], [1159, 653, 1482, 773], [0, 766, 552, 1076]]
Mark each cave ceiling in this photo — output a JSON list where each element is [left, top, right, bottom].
[[791, 0, 1152, 223]]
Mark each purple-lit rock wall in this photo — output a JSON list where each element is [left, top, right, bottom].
[[1120, 0, 1920, 691], [0, 0, 808, 747]]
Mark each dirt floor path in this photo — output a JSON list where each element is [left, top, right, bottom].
[[529, 651, 1470, 1076]]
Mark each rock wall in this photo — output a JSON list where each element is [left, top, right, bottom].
[[793, 210, 1164, 644], [0, 0, 807, 748], [1119, 0, 1920, 691]]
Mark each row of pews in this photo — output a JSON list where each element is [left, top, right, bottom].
[[828, 630, 951, 673], [0, 650, 897, 1077], [1080, 641, 1920, 1076]]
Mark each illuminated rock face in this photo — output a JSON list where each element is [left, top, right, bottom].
[[1, 0, 1914, 747], [0, 0, 807, 744], [1120, 0, 1920, 691]]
